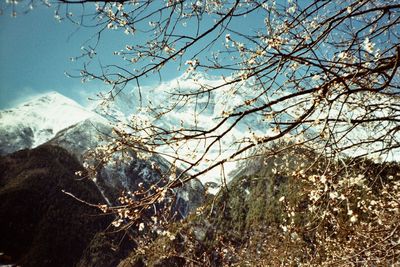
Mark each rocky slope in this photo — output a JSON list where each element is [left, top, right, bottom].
[[48, 117, 205, 217]]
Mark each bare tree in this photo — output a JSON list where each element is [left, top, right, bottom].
[[3, 0, 400, 239]]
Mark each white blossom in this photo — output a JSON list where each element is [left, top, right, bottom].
[[363, 37, 375, 53]]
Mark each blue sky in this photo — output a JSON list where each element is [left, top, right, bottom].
[[0, 5, 121, 109], [0, 2, 265, 109], [0, 3, 212, 109], [0, 1, 310, 111]]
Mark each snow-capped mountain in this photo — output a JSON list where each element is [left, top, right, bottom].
[[96, 73, 400, 190], [94, 73, 281, 188], [0, 91, 99, 155], [2, 78, 398, 195], [0, 91, 205, 216]]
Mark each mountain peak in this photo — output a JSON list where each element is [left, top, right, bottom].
[[0, 91, 99, 154], [18, 91, 79, 108]]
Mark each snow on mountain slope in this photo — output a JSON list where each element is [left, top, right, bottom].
[[0, 91, 99, 155], [94, 73, 295, 189], [93, 89, 137, 123], [96, 73, 400, 191], [48, 117, 112, 161]]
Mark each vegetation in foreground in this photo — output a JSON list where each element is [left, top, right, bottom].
[[119, 147, 400, 266]]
